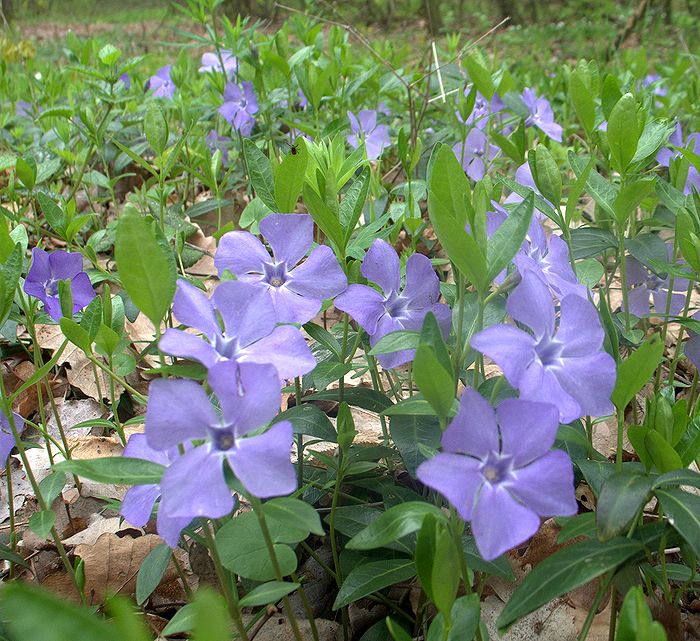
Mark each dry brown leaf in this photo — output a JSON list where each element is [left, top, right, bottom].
[[75, 533, 177, 604]]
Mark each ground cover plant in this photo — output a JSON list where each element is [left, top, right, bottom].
[[0, 0, 700, 639]]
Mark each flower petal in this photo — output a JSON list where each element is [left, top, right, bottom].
[[145, 379, 214, 450], [121, 484, 160, 527], [160, 446, 233, 518], [472, 483, 541, 561], [416, 453, 482, 521], [334, 284, 386, 336], [557, 295, 605, 357], [286, 245, 348, 300], [443, 387, 498, 458], [497, 399, 560, 467], [215, 231, 271, 276], [69, 273, 96, 312], [402, 253, 441, 308], [48, 251, 83, 280], [259, 214, 313, 266], [159, 328, 220, 369], [470, 325, 536, 387], [156, 509, 192, 548], [361, 239, 400, 295], [172, 279, 220, 340], [268, 284, 324, 324], [240, 325, 316, 381], [207, 361, 280, 437], [506, 271, 554, 339], [212, 281, 276, 348], [552, 352, 616, 420], [508, 450, 577, 517], [227, 421, 296, 498]]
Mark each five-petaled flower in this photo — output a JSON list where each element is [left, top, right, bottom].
[[522, 88, 563, 142], [417, 387, 577, 560], [215, 213, 348, 325], [0, 410, 23, 469], [147, 65, 176, 100], [24, 248, 96, 322], [120, 434, 193, 548], [656, 123, 700, 195], [346, 110, 390, 161], [334, 239, 451, 369], [626, 251, 690, 318], [159, 279, 316, 381], [145, 361, 296, 522], [471, 271, 615, 423], [219, 81, 258, 137]]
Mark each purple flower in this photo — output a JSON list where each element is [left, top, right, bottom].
[[471, 271, 616, 423], [15, 100, 32, 118], [465, 202, 510, 285], [159, 279, 316, 381], [147, 65, 176, 100], [118, 73, 131, 89], [522, 88, 563, 142], [626, 252, 689, 318], [218, 81, 258, 137], [206, 130, 231, 165], [199, 50, 238, 77], [334, 239, 451, 369], [215, 214, 347, 325], [378, 101, 391, 117], [456, 90, 505, 128], [417, 388, 576, 560], [452, 128, 500, 181], [656, 124, 700, 195], [145, 360, 296, 521], [120, 434, 193, 547], [24, 248, 96, 322], [347, 110, 390, 161], [0, 410, 23, 468]]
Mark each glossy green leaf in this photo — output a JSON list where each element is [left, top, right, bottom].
[[596, 470, 653, 540], [263, 497, 324, 537], [486, 191, 534, 283], [616, 586, 668, 641], [333, 559, 415, 609], [656, 488, 700, 558], [612, 334, 664, 410], [144, 101, 168, 156], [607, 93, 641, 174], [239, 581, 300, 607], [28, 510, 56, 539], [136, 543, 171, 605], [274, 138, 308, 212], [52, 457, 165, 485]]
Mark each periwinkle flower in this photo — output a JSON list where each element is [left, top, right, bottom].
[[334, 239, 451, 369], [656, 124, 700, 195], [159, 279, 316, 381], [683, 311, 700, 369], [504, 162, 552, 212], [147, 65, 176, 100], [347, 110, 390, 161], [15, 100, 32, 118], [452, 128, 500, 181], [118, 73, 131, 89], [215, 214, 347, 325], [219, 81, 258, 137], [625, 253, 689, 318], [522, 88, 563, 142], [199, 50, 238, 77], [471, 271, 615, 423], [120, 434, 193, 548], [417, 388, 577, 560], [146, 361, 296, 521], [641, 73, 667, 97], [24, 248, 96, 322], [0, 410, 23, 468], [456, 90, 505, 128]]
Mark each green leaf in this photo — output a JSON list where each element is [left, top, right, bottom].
[[36, 192, 65, 235], [557, 512, 597, 543], [303, 183, 345, 250], [340, 167, 371, 245], [1, 582, 120, 641], [144, 101, 168, 156], [612, 334, 664, 410], [569, 71, 596, 134], [28, 510, 56, 539], [390, 414, 442, 477], [52, 457, 165, 485], [369, 330, 420, 356], [497, 538, 644, 632], [428, 145, 487, 293], [239, 581, 300, 607], [263, 497, 324, 537], [596, 471, 653, 540], [136, 543, 171, 605], [428, 521, 460, 615], [347, 502, 445, 550], [464, 51, 494, 99], [306, 387, 393, 413], [426, 594, 480, 641], [655, 489, 700, 558], [413, 345, 454, 418], [569, 152, 619, 219], [486, 191, 534, 283], [115, 207, 176, 325], [652, 468, 700, 490], [616, 586, 668, 641], [530, 145, 562, 207], [38, 471, 67, 506], [60, 317, 92, 352], [216, 511, 298, 581], [98, 44, 122, 65], [614, 179, 656, 225], [273, 403, 337, 442], [607, 93, 641, 174], [333, 559, 415, 609], [192, 589, 231, 641], [645, 430, 683, 473], [15, 156, 36, 189], [274, 139, 308, 212], [161, 602, 197, 636], [576, 258, 604, 288], [0, 543, 30, 569], [244, 139, 278, 211]]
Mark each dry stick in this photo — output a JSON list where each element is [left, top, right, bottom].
[[608, 0, 650, 59]]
